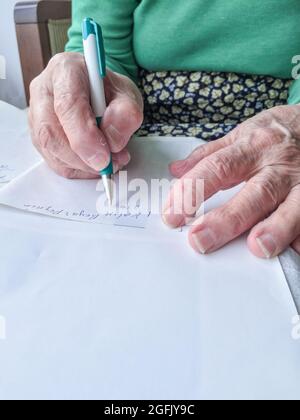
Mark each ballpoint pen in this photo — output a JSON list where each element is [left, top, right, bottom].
[[82, 17, 113, 204]]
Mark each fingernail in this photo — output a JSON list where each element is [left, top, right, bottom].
[[192, 228, 216, 254], [105, 124, 125, 152], [87, 153, 110, 172], [256, 234, 277, 259]]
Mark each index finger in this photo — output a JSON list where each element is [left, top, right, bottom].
[[162, 142, 261, 228]]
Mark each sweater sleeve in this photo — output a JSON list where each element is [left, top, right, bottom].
[[65, 0, 139, 83]]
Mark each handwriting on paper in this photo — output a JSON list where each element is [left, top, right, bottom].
[[23, 203, 151, 229]]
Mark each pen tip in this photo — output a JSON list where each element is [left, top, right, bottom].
[[103, 175, 113, 206], [108, 191, 113, 207]]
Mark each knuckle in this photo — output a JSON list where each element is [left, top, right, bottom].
[[204, 153, 233, 186], [37, 123, 53, 150], [272, 145, 300, 176], [251, 174, 281, 208], [251, 126, 283, 148], [49, 52, 64, 65], [49, 52, 71, 68], [51, 52, 86, 79]]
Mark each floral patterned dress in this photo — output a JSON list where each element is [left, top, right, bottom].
[[137, 69, 292, 141]]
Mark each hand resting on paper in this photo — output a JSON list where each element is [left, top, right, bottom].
[[28, 52, 144, 179], [163, 106, 300, 259]]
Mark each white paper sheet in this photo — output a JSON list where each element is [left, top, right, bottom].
[[0, 135, 299, 400], [0, 101, 41, 183], [0, 137, 201, 228], [0, 205, 299, 400]]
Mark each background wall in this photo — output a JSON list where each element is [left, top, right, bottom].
[[0, 0, 27, 109]]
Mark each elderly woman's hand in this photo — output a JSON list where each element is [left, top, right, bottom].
[[29, 52, 143, 179], [162, 105, 300, 258]]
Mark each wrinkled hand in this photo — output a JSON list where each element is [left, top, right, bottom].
[[29, 52, 143, 178], [163, 106, 300, 258]]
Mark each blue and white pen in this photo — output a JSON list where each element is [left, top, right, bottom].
[[82, 17, 113, 204]]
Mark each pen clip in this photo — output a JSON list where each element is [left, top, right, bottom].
[[82, 18, 106, 78], [92, 20, 107, 78]]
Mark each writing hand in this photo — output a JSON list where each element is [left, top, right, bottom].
[[29, 52, 143, 179]]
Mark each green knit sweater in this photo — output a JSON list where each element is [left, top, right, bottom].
[[66, 0, 300, 104]]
